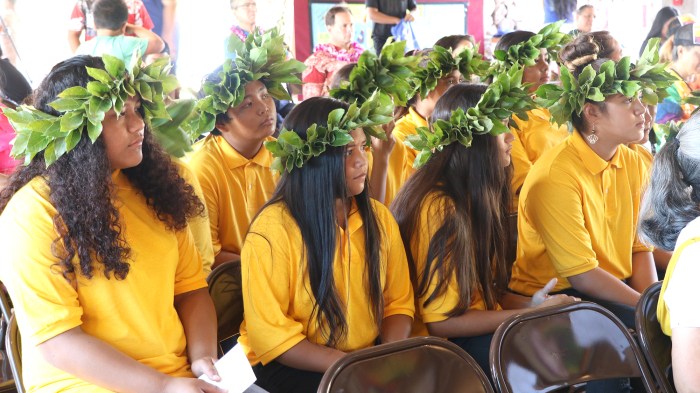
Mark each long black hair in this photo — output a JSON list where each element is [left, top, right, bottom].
[[640, 6, 679, 56], [252, 96, 383, 346], [0, 55, 204, 281], [391, 83, 511, 316]]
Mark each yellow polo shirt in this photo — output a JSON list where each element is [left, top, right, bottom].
[[509, 131, 651, 295], [628, 143, 654, 171], [394, 107, 428, 181], [174, 159, 215, 274], [510, 108, 570, 210], [0, 172, 207, 392], [238, 199, 415, 365], [409, 191, 502, 337], [188, 134, 279, 258]]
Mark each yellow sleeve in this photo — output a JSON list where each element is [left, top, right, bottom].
[[376, 204, 414, 319], [525, 168, 599, 277], [632, 156, 653, 254], [175, 160, 215, 274], [0, 184, 83, 347], [173, 228, 208, 296], [510, 127, 531, 208], [190, 154, 223, 257], [241, 218, 306, 365]]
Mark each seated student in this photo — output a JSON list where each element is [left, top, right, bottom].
[[509, 35, 677, 328], [187, 29, 305, 268], [434, 34, 476, 56], [0, 55, 222, 392], [239, 95, 414, 393], [639, 114, 700, 393], [392, 80, 576, 378], [491, 22, 571, 210], [328, 40, 421, 205], [77, 0, 164, 65], [394, 44, 486, 181], [656, 20, 699, 124]]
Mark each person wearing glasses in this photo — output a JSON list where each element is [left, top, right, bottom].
[[230, 0, 260, 42]]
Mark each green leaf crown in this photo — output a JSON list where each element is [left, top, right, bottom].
[[413, 44, 490, 99], [329, 40, 420, 106], [264, 91, 393, 173], [535, 38, 678, 129], [405, 65, 537, 168], [185, 28, 306, 137], [490, 21, 571, 75], [4, 53, 178, 166]]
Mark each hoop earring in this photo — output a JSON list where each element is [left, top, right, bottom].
[[587, 124, 599, 145]]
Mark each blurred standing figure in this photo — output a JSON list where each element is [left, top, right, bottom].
[[640, 6, 679, 56], [366, 0, 416, 54], [68, 0, 155, 52], [302, 6, 363, 99], [569, 5, 595, 36], [229, 0, 260, 41], [142, 0, 177, 59]]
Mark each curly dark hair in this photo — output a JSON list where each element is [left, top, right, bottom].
[[0, 55, 204, 281]]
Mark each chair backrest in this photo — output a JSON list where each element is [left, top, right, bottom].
[[635, 281, 675, 393], [490, 301, 656, 393], [5, 313, 23, 393], [206, 261, 244, 348], [318, 336, 495, 393]]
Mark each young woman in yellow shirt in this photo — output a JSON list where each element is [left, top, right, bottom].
[[392, 77, 575, 378], [490, 22, 572, 210], [239, 93, 414, 393], [510, 35, 676, 328], [0, 55, 223, 392]]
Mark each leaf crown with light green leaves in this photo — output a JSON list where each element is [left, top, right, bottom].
[[413, 44, 490, 99], [264, 91, 393, 173], [329, 40, 420, 106], [3, 53, 179, 166], [405, 65, 537, 168], [490, 21, 571, 75], [185, 28, 306, 137], [535, 38, 678, 130]]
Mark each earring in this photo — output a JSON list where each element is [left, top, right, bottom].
[[587, 124, 599, 145]]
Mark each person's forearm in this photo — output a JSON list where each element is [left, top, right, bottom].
[[174, 288, 218, 363], [38, 327, 171, 392], [369, 156, 389, 203], [653, 248, 673, 270], [567, 267, 641, 307], [380, 314, 411, 343], [427, 309, 527, 338], [68, 31, 81, 52], [276, 339, 346, 373], [366, 8, 401, 24], [213, 250, 240, 269], [629, 251, 657, 293], [127, 24, 165, 54]]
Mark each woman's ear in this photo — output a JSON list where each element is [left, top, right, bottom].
[[582, 102, 603, 129]]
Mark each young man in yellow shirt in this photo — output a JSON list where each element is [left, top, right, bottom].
[[187, 29, 305, 268]]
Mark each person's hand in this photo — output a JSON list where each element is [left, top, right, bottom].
[[124, 23, 136, 35], [371, 120, 396, 159], [530, 278, 579, 308], [161, 376, 228, 393], [404, 13, 415, 22], [191, 357, 221, 382]]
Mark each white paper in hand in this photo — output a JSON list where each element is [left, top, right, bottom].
[[199, 344, 257, 393]]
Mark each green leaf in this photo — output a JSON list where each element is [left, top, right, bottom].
[[65, 129, 82, 151], [103, 54, 126, 78], [86, 67, 113, 84], [58, 86, 91, 99], [87, 120, 102, 142], [49, 98, 84, 112], [60, 111, 84, 132]]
